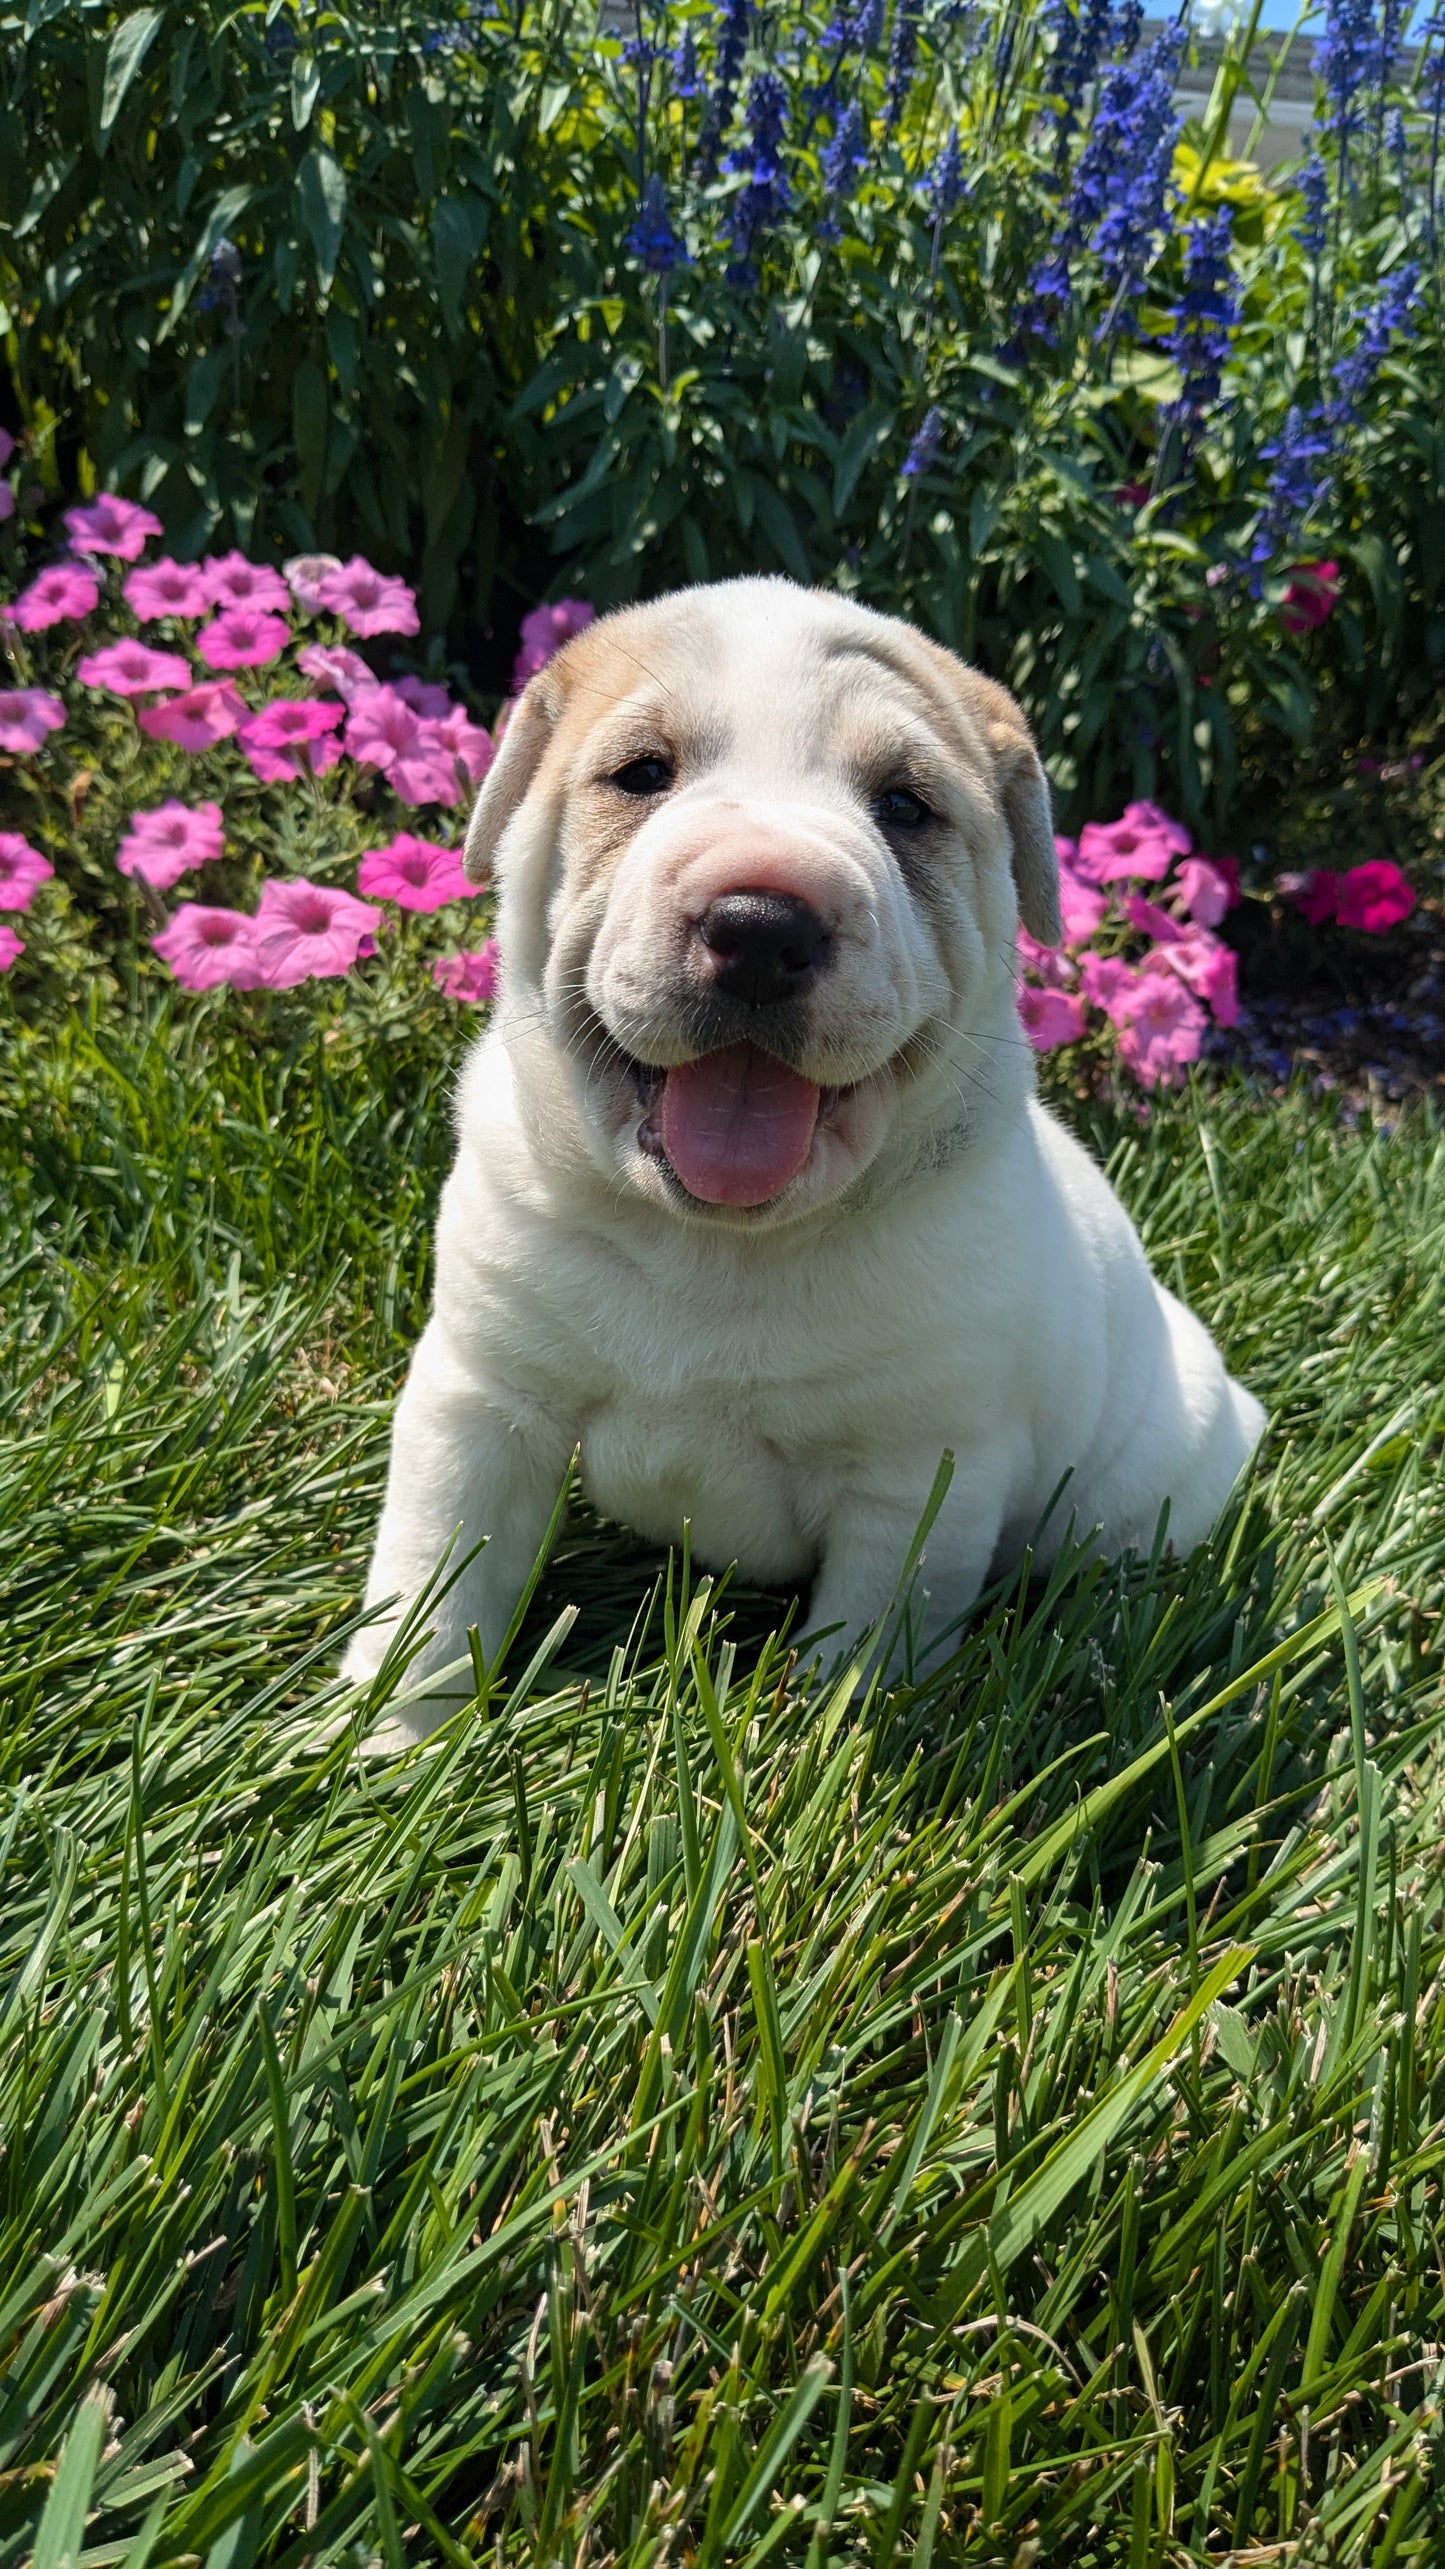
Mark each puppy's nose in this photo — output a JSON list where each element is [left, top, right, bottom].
[[695, 891, 829, 1008]]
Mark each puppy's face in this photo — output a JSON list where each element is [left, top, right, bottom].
[[467, 581, 1058, 1228]]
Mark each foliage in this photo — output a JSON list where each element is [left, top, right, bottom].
[[2, 1004, 1443, 2565], [1, 0, 1441, 832]]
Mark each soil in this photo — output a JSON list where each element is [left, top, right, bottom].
[[1203, 898, 1445, 1124]]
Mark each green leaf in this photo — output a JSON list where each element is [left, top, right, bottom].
[[290, 50, 321, 133], [98, 6, 166, 151], [832, 402, 894, 519], [296, 145, 347, 300], [749, 479, 812, 582], [158, 183, 255, 342], [432, 194, 489, 335], [292, 360, 328, 515], [32, 2387, 111, 2569]]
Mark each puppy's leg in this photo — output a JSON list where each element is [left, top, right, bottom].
[[343, 1318, 575, 1741], [803, 1450, 1012, 1686]]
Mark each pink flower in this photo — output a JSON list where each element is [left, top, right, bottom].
[[1124, 893, 1183, 946], [394, 676, 454, 719], [1056, 869, 1108, 943], [1334, 859, 1414, 934], [432, 941, 499, 1002], [1291, 869, 1339, 927], [0, 430, 13, 470], [1078, 952, 1140, 1016], [0, 923, 23, 972], [1017, 926, 1075, 989], [1114, 482, 1150, 510], [297, 641, 375, 699], [196, 607, 290, 670], [1280, 560, 1341, 635], [136, 680, 246, 750], [0, 688, 67, 753], [0, 831, 54, 910], [1162, 928, 1238, 1026], [123, 557, 213, 621], [202, 551, 292, 615], [1174, 855, 1231, 927], [357, 832, 474, 912], [65, 494, 165, 560], [425, 702, 494, 785], [252, 876, 379, 986], [236, 695, 346, 785], [345, 685, 423, 772], [1075, 801, 1190, 884], [117, 800, 225, 892], [153, 904, 266, 992], [1019, 985, 1087, 1050], [284, 554, 344, 611], [8, 562, 103, 630], [77, 638, 193, 697], [0, 487, 12, 526], [1112, 965, 1207, 1087], [314, 556, 420, 638], [513, 598, 595, 691]]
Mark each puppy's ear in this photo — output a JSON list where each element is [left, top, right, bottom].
[[959, 668, 1061, 947], [462, 677, 561, 885]]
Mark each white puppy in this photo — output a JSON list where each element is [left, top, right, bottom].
[[345, 578, 1264, 1737]]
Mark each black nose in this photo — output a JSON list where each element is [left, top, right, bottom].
[[695, 891, 829, 1008]]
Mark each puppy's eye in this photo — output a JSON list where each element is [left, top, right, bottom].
[[875, 784, 934, 831], [610, 755, 674, 798]]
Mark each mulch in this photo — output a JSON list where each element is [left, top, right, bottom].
[[1203, 900, 1445, 1124]]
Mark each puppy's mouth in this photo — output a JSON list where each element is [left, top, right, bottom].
[[628, 1044, 843, 1208]]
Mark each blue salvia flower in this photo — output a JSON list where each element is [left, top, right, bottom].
[[925, 126, 963, 219], [724, 69, 792, 282], [884, 0, 921, 126], [1014, 252, 1073, 346], [626, 173, 689, 271], [852, 0, 885, 51], [1329, 263, 1420, 417], [699, 0, 751, 180], [1112, 0, 1144, 58], [1384, 104, 1406, 174], [1313, 0, 1376, 153], [1250, 403, 1334, 574], [671, 30, 702, 95], [1297, 150, 1329, 254], [1043, 0, 1116, 147], [822, 98, 869, 198], [902, 405, 944, 477], [1165, 209, 1237, 438], [1071, 31, 1183, 321], [1376, 0, 1406, 88]]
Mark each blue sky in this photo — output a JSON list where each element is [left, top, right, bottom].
[[1248, 0, 1427, 24]]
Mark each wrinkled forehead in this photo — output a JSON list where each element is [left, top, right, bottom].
[[541, 588, 997, 806]]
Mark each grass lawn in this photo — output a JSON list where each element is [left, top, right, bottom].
[[2, 998, 1442, 2569]]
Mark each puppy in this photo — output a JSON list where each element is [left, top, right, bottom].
[[345, 578, 1264, 1738]]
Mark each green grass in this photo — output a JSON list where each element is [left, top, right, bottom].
[[2, 994, 1443, 2569]]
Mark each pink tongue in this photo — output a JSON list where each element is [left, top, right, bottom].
[[658, 1044, 821, 1206]]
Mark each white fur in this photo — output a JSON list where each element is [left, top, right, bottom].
[[344, 581, 1264, 1738]]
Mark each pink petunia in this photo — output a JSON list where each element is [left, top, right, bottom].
[[1123, 893, 1183, 946], [8, 562, 103, 631], [297, 640, 376, 699], [283, 553, 344, 612], [236, 695, 346, 785], [1335, 860, 1414, 934], [432, 942, 499, 1002], [153, 904, 266, 992], [1056, 869, 1109, 943], [394, 676, 453, 719], [512, 598, 595, 691], [1111, 965, 1207, 1088], [0, 430, 13, 469], [117, 800, 225, 892], [1017, 926, 1076, 990], [1290, 868, 1339, 927], [202, 550, 292, 615], [344, 685, 424, 772], [357, 832, 474, 912], [65, 494, 165, 560], [136, 680, 246, 750], [0, 688, 67, 753], [1162, 928, 1239, 1026], [196, 606, 290, 670], [1078, 952, 1140, 1016], [0, 923, 23, 972], [314, 556, 420, 638], [252, 876, 379, 987], [1075, 801, 1189, 884], [77, 638, 194, 697], [425, 702, 494, 786], [123, 557, 213, 622], [0, 831, 55, 911], [390, 744, 464, 807], [1174, 855, 1231, 928], [1018, 985, 1087, 1051], [1280, 560, 1341, 635]]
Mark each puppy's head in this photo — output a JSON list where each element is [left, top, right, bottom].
[[466, 579, 1056, 1227]]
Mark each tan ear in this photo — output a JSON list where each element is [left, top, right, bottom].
[[463, 679, 561, 884], [956, 666, 1060, 946]]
